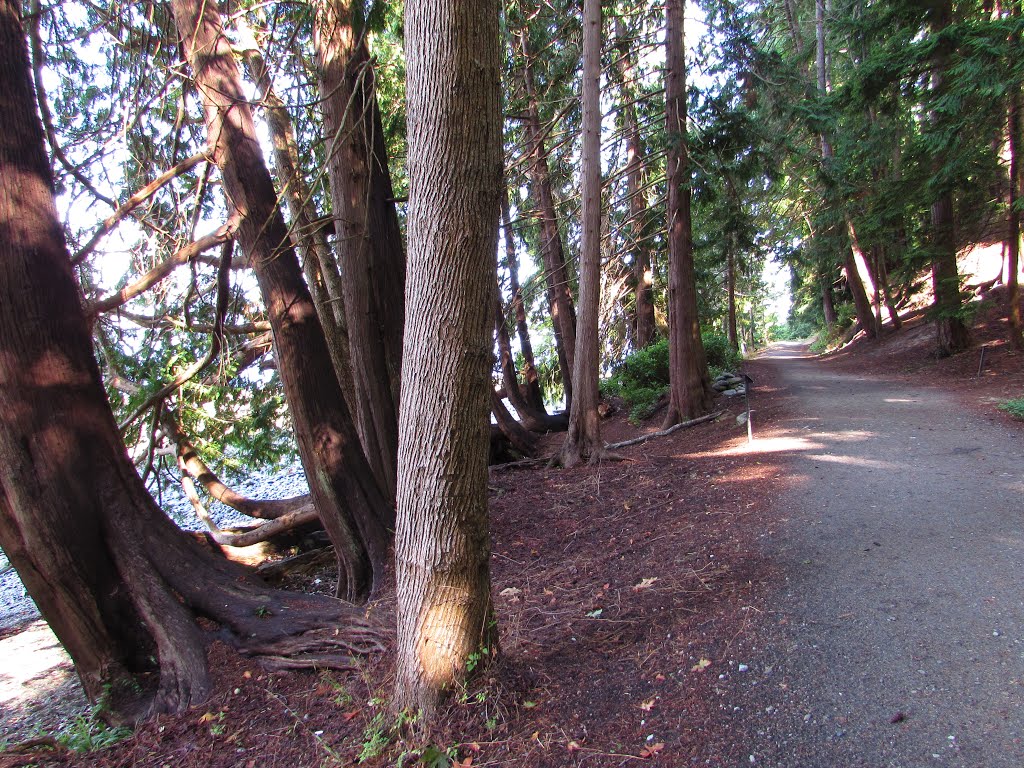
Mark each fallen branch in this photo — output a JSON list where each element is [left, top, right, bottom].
[[605, 410, 723, 450]]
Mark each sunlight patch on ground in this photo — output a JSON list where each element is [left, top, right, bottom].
[[884, 398, 921, 404], [804, 453, 903, 471], [0, 620, 81, 739], [719, 435, 824, 456]]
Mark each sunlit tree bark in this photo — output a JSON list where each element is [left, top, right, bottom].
[[394, 0, 501, 716]]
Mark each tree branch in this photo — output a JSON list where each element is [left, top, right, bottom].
[[72, 152, 211, 266], [117, 238, 235, 430], [89, 218, 239, 317]]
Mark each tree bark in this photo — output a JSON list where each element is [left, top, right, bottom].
[[928, 0, 971, 356], [313, 0, 406, 501], [519, 31, 577, 409], [559, 0, 607, 465], [1006, 7, 1022, 349], [170, 0, 393, 601], [491, 390, 538, 457], [394, 0, 501, 716], [821, 271, 838, 326], [501, 192, 547, 411], [0, 3, 382, 719], [238, 21, 354, 400], [494, 283, 563, 432], [613, 15, 655, 350], [844, 215, 880, 337], [727, 239, 739, 349], [662, 0, 714, 427]]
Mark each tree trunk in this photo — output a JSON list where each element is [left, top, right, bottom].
[[614, 15, 655, 350], [662, 0, 714, 427], [1007, 13, 1022, 349], [727, 240, 738, 350], [313, 0, 405, 501], [501, 192, 547, 411], [494, 283, 562, 432], [0, 5, 382, 719], [519, 32, 577, 409], [394, 0, 500, 716], [170, 0, 393, 601], [872, 244, 903, 330], [821, 271, 838, 326], [559, 0, 607, 466], [928, 0, 970, 356], [844, 216, 879, 338], [237, 21, 355, 402], [814, 0, 875, 340], [491, 390, 538, 457]]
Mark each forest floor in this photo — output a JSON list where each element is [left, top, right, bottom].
[[1, 288, 1022, 768]]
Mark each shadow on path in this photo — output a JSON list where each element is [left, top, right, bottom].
[[725, 341, 1024, 767]]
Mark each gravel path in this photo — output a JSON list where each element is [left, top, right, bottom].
[[729, 342, 1024, 767]]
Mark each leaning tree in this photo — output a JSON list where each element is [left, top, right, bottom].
[[0, 0, 383, 720]]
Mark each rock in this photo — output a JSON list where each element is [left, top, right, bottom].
[[736, 412, 748, 425], [724, 376, 744, 386]]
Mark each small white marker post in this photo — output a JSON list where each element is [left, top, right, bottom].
[[743, 373, 754, 443]]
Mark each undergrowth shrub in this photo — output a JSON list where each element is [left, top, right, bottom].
[[601, 334, 743, 422], [998, 397, 1024, 420]]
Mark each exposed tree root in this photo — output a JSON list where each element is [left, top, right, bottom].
[[239, 625, 390, 672]]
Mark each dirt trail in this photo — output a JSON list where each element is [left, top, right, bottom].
[[727, 341, 1024, 767]]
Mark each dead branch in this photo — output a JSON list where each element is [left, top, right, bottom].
[[114, 308, 270, 335], [89, 218, 239, 317], [605, 411, 724, 450], [72, 151, 210, 266]]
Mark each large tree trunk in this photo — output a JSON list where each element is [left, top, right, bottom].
[[928, 0, 971, 356], [1007, 14, 1022, 350], [559, 0, 606, 466], [394, 0, 501, 717], [0, 4, 382, 719], [726, 239, 739, 350], [170, 0, 393, 601], [237, 21, 354, 401], [844, 215, 880, 338], [821, 270, 838, 326], [519, 32, 577, 409], [501, 193, 547, 411], [662, 0, 714, 427], [313, 0, 405, 501], [614, 15, 655, 350]]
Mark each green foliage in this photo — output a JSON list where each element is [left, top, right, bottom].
[[601, 334, 741, 422], [56, 716, 132, 753], [358, 712, 392, 762], [600, 339, 670, 422], [998, 398, 1024, 421], [701, 332, 742, 372]]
